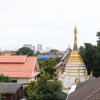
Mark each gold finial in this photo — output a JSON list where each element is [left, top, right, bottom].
[[75, 72, 80, 84], [75, 65, 80, 84], [89, 70, 93, 78], [74, 26, 77, 46], [75, 78, 80, 84]]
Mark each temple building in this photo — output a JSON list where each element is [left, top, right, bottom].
[[0, 55, 40, 83], [59, 26, 88, 90]]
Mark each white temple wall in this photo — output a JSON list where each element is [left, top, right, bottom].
[[67, 67, 86, 70]]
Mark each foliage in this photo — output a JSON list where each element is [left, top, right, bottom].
[[0, 74, 11, 82], [50, 49, 58, 55], [79, 43, 96, 75], [34, 51, 41, 56], [24, 74, 66, 100], [79, 32, 100, 77], [39, 58, 58, 79], [16, 47, 34, 56], [96, 32, 100, 39], [0, 92, 2, 100], [43, 59, 57, 74], [24, 81, 37, 97], [55, 57, 62, 63]]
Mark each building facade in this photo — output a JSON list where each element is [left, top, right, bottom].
[[37, 44, 42, 52], [23, 44, 35, 51], [0, 55, 40, 83], [0, 83, 24, 100]]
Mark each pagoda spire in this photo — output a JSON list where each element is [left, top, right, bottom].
[[74, 26, 77, 46], [73, 26, 78, 51]]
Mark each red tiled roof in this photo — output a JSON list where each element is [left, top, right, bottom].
[[1, 52, 16, 56], [0, 55, 40, 79], [0, 55, 26, 63]]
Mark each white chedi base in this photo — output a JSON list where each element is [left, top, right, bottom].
[[59, 76, 76, 89], [59, 71, 88, 89]]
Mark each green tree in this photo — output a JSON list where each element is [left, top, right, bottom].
[[39, 58, 58, 79], [24, 81, 37, 97], [96, 32, 100, 39], [0, 92, 2, 100], [55, 57, 62, 63], [79, 32, 100, 77], [93, 32, 100, 77], [50, 49, 58, 55], [16, 47, 34, 56], [34, 51, 41, 56], [24, 74, 66, 100], [0, 74, 11, 82], [79, 43, 96, 75]]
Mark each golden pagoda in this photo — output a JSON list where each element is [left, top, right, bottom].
[[60, 26, 88, 89], [68, 26, 83, 63]]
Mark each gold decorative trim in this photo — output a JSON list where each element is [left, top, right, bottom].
[[67, 71, 86, 73], [67, 69, 86, 70]]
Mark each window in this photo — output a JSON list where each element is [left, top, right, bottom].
[[12, 80, 17, 83]]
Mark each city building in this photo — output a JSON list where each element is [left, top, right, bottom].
[[0, 83, 24, 100], [37, 44, 42, 52], [59, 26, 88, 90], [23, 44, 35, 51], [0, 55, 40, 83]]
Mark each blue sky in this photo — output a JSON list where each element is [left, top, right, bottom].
[[0, 0, 99, 51]]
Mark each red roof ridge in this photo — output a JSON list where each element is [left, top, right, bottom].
[[0, 55, 27, 64], [24, 55, 27, 62], [31, 58, 37, 76]]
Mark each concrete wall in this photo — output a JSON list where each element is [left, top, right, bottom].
[[11, 77, 36, 83]]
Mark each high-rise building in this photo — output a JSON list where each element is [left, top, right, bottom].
[[37, 44, 42, 52], [23, 44, 35, 51]]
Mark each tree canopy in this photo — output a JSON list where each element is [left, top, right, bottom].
[[39, 58, 62, 79], [16, 47, 34, 56], [79, 32, 100, 77], [0, 74, 11, 82], [0, 92, 2, 100], [50, 49, 58, 55], [24, 74, 66, 100]]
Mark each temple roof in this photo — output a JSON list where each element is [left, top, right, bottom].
[[67, 77, 100, 100], [0, 83, 24, 94], [0, 55, 40, 79]]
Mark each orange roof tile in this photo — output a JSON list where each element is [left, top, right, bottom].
[[0, 55, 40, 79], [0, 55, 26, 63]]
